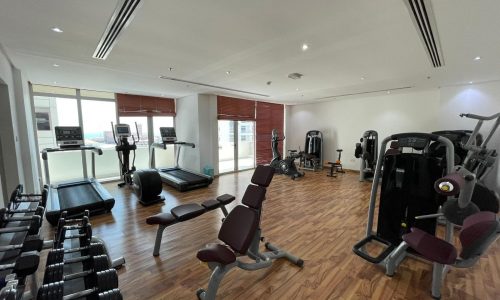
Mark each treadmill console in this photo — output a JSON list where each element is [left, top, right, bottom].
[[398, 137, 429, 150], [55, 126, 84, 148], [160, 127, 177, 143], [115, 124, 131, 138]]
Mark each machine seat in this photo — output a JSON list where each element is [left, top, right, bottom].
[[403, 228, 457, 265], [197, 244, 236, 265], [146, 213, 177, 226], [171, 203, 206, 221], [201, 199, 220, 211], [216, 194, 235, 205]]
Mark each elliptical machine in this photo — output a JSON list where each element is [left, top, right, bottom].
[[269, 129, 304, 180], [111, 123, 164, 205], [355, 130, 378, 181], [111, 123, 138, 187]]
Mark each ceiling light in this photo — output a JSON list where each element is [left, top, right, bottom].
[[226, 71, 231, 75], [360, 77, 365, 80], [469, 81, 473, 84], [474, 56, 481, 61], [296, 88, 300, 91], [387, 91, 391, 94], [51, 27, 63, 33], [53, 64, 60, 67], [301, 43, 309, 51], [169, 67, 174, 71], [53, 81, 57, 84]]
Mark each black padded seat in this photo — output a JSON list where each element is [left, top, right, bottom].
[[171, 203, 206, 221], [146, 213, 177, 226], [242, 185, 266, 209], [197, 244, 236, 265], [202, 199, 220, 211], [217, 194, 235, 205], [251, 165, 274, 187]]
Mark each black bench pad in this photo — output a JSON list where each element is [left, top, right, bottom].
[[146, 213, 177, 226], [217, 194, 235, 205], [197, 243, 236, 265], [171, 203, 206, 221], [202, 199, 220, 211]]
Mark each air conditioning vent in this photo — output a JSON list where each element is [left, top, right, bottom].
[[93, 0, 143, 60], [403, 0, 444, 68], [159, 76, 270, 97]]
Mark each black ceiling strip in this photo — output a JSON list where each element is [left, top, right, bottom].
[[420, 0, 441, 66]]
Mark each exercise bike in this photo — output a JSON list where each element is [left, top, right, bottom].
[[269, 129, 304, 180], [111, 123, 139, 187]]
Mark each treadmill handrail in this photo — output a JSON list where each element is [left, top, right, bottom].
[[41, 146, 103, 185], [42, 146, 103, 160]]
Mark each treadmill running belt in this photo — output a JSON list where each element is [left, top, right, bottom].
[[167, 169, 209, 184], [58, 183, 102, 210]]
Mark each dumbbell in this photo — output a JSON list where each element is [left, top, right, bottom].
[[1, 206, 44, 217], [0, 208, 42, 231], [9, 185, 48, 209], [0, 218, 41, 235], [0, 251, 40, 277], [43, 254, 110, 283], [46, 242, 106, 266], [37, 269, 121, 300], [0, 275, 17, 300], [0, 235, 44, 252], [53, 217, 92, 249]]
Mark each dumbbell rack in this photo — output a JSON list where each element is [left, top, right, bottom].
[[0, 185, 125, 300], [37, 211, 125, 299], [0, 185, 47, 299]]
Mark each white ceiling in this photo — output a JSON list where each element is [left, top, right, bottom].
[[0, 0, 499, 104]]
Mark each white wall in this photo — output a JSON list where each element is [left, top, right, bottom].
[[0, 46, 24, 205], [286, 84, 500, 193], [175, 94, 202, 172], [437, 82, 500, 191], [286, 90, 440, 170], [198, 94, 218, 174]]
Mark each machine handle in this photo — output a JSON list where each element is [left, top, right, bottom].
[[460, 112, 500, 121]]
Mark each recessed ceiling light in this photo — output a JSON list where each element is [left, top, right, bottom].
[[387, 91, 391, 94], [301, 43, 309, 51], [296, 88, 300, 91], [53, 81, 57, 84], [51, 27, 63, 33], [360, 77, 365, 80], [474, 56, 481, 61], [226, 71, 231, 75], [53, 64, 60, 67], [169, 67, 174, 71], [469, 81, 473, 84]]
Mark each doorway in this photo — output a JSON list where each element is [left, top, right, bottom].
[[218, 120, 255, 173]]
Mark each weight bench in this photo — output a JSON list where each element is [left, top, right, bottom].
[[146, 194, 235, 256]]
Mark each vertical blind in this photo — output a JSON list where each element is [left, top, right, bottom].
[[255, 102, 284, 165], [116, 93, 176, 116]]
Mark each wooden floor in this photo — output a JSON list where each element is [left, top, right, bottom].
[[38, 170, 500, 300]]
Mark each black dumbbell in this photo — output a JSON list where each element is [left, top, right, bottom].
[[0, 208, 42, 231], [0, 282, 17, 300], [0, 235, 44, 252], [1, 206, 44, 217], [98, 289, 123, 300], [53, 218, 92, 249], [9, 185, 48, 210], [0, 218, 41, 236], [46, 243, 106, 266], [0, 251, 40, 277], [43, 254, 110, 283], [38, 269, 120, 300]]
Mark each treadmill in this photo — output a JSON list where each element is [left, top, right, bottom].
[[42, 126, 115, 225], [150, 127, 213, 192]]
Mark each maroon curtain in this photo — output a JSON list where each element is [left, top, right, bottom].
[[116, 93, 175, 116], [217, 96, 255, 120], [256, 102, 284, 165]]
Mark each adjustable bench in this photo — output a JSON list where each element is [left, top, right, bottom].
[[146, 194, 235, 256]]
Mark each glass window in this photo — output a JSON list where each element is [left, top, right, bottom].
[[34, 96, 82, 183], [152, 116, 174, 143], [81, 100, 119, 180], [119, 116, 150, 170], [152, 116, 175, 168]]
